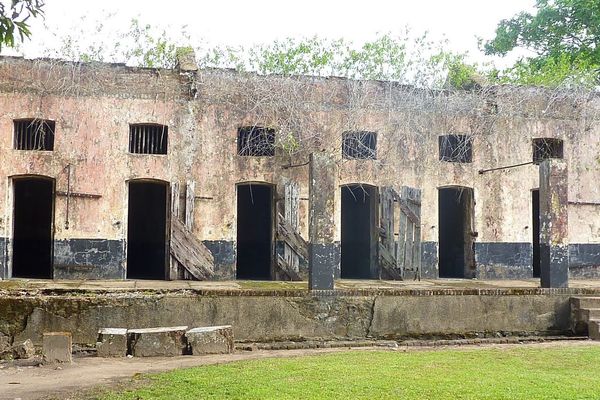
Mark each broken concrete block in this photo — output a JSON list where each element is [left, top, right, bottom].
[[186, 325, 234, 355], [0, 339, 35, 360], [128, 326, 188, 357], [96, 328, 128, 357], [43, 332, 72, 363], [589, 320, 600, 340]]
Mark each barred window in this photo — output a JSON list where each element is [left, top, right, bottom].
[[237, 126, 275, 156], [533, 138, 563, 164], [439, 134, 473, 163], [342, 131, 377, 159], [14, 119, 55, 151], [129, 124, 168, 155]]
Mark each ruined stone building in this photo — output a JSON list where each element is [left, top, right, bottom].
[[0, 55, 598, 283]]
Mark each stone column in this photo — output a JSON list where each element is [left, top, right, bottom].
[[308, 152, 339, 290], [539, 159, 569, 288]]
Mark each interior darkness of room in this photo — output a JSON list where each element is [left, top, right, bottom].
[[438, 187, 473, 278], [127, 181, 168, 280], [236, 184, 273, 280], [532, 189, 540, 278], [12, 178, 54, 278], [341, 185, 376, 279]]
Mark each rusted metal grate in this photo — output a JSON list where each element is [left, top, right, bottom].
[[237, 126, 275, 156], [438, 134, 472, 163], [342, 131, 377, 159], [129, 124, 168, 155], [14, 119, 55, 151], [533, 138, 563, 164]]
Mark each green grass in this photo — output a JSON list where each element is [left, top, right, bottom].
[[101, 346, 600, 400]]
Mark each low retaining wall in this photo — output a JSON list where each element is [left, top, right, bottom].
[[0, 288, 585, 346]]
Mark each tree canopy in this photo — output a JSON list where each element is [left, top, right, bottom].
[[484, 0, 600, 86], [0, 0, 44, 50]]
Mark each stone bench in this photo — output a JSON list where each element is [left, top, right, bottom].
[[127, 326, 188, 357], [96, 328, 128, 357], [186, 325, 234, 355]]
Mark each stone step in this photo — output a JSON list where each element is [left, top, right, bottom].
[[571, 297, 600, 310], [96, 328, 128, 357], [128, 326, 188, 357], [576, 308, 600, 322], [186, 325, 234, 355], [588, 319, 600, 341]]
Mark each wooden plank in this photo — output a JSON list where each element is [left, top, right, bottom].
[[396, 212, 407, 270], [398, 200, 419, 224], [181, 181, 196, 280], [381, 187, 395, 250], [285, 182, 299, 230], [169, 182, 180, 281], [401, 186, 422, 280], [283, 182, 301, 280], [412, 222, 422, 280], [277, 254, 302, 281], [404, 220, 414, 272], [170, 218, 214, 280], [185, 180, 196, 231], [378, 186, 398, 279], [171, 182, 180, 218], [378, 243, 402, 280], [410, 188, 422, 280], [277, 212, 309, 261]]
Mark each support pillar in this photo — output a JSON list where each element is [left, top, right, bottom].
[[308, 152, 339, 290], [539, 159, 569, 288]]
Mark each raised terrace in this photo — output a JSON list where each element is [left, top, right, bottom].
[[0, 278, 599, 347], [0, 54, 600, 348]]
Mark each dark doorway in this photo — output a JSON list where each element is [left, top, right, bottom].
[[127, 181, 169, 280], [532, 189, 540, 278], [438, 187, 475, 278], [12, 177, 54, 278], [236, 184, 273, 280], [341, 185, 378, 279]]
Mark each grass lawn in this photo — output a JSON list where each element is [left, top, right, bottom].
[[101, 345, 600, 400]]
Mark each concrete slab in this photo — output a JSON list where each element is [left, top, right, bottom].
[[5, 278, 600, 293], [96, 328, 128, 357], [43, 332, 72, 363], [128, 326, 188, 357], [186, 326, 234, 355]]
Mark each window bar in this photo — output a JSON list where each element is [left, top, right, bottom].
[[152, 127, 156, 154], [28, 122, 33, 150], [151, 126, 155, 153], [36, 123, 41, 150], [136, 125, 140, 153]]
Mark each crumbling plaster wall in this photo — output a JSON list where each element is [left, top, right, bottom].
[[192, 71, 600, 279], [0, 57, 599, 280], [0, 57, 191, 278]]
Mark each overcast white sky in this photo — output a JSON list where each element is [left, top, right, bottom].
[[17, 0, 536, 65]]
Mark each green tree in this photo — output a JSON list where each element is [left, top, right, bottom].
[[0, 0, 44, 50], [484, 0, 599, 86]]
